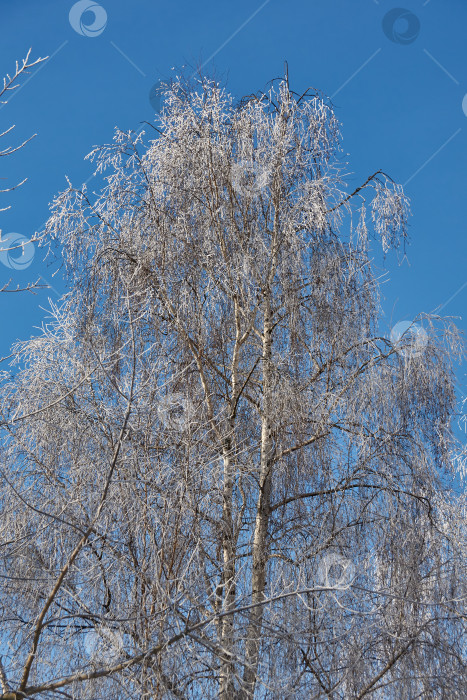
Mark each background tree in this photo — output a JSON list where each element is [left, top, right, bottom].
[[0, 72, 465, 699], [0, 49, 47, 293]]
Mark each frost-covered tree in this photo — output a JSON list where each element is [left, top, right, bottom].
[[0, 72, 465, 699], [0, 49, 47, 293]]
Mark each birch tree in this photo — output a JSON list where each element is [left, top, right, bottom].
[[0, 72, 465, 699]]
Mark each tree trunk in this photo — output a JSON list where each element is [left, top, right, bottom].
[[219, 438, 236, 699], [242, 298, 274, 698]]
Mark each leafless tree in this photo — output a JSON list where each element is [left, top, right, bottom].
[[0, 71, 465, 699], [0, 49, 48, 293]]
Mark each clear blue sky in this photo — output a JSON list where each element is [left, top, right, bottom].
[[1, 0, 466, 409]]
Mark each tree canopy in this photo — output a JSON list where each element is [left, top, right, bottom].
[[0, 71, 465, 699]]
